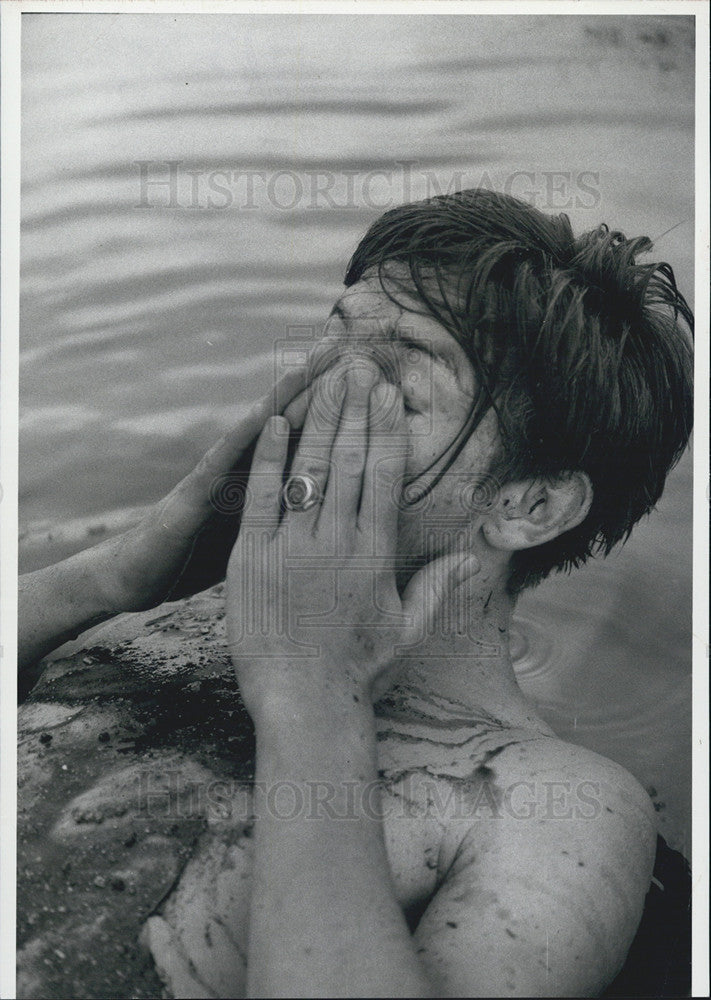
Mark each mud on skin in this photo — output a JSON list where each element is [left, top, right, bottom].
[[17, 585, 255, 1000]]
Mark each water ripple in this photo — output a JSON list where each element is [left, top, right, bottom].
[[19, 13, 693, 853], [86, 98, 451, 127], [510, 614, 557, 682], [21, 151, 495, 197], [460, 109, 693, 133]]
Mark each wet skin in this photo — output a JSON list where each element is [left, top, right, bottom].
[[215, 271, 657, 997], [17, 269, 657, 998], [305, 266, 501, 570]]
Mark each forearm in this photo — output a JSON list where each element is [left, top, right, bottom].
[[247, 682, 436, 999], [18, 542, 120, 684]]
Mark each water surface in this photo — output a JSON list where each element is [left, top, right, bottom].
[[20, 13, 694, 851]]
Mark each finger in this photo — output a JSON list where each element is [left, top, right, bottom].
[[359, 382, 408, 554], [321, 360, 381, 532], [282, 368, 346, 430], [270, 360, 312, 417], [163, 365, 309, 528], [141, 917, 214, 999], [284, 369, 347, 533], [164, 406, 266, 526], [307, 333, 348, 382], [401, 551, 481, 638], [239, 415, 290, 536], [282, 388, 310, 430]]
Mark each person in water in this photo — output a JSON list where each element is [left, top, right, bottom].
[[18, 190, 693, 997]]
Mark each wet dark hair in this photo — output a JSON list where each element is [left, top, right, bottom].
[[345, 189, 694, 593]]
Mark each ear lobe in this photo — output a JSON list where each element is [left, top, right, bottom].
[[482, 472, 593, 552]]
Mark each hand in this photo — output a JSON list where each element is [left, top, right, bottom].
[[225, 361, 479, 721], [93, 364, 312, 614]]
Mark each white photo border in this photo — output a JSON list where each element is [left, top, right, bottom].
[[1, 3, 708, 998]]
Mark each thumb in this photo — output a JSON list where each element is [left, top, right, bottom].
[[401, 552, 481, 638]]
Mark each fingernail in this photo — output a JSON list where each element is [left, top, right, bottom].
[[373, 382, 402, 420], [271, 415, 290, 435], [348, 360, 381, 390]]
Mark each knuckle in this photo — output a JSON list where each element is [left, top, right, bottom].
[[294, 458, 330, 481]]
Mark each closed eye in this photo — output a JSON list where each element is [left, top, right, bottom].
[[398, 335, 458, 381]]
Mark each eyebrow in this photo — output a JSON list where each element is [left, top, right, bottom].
[[329, 297, 472, 396]]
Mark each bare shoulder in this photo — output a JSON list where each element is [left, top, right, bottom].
[[495, 732, 658, 835], [414, 735, 658, 996], [469, 733, 658, 894]]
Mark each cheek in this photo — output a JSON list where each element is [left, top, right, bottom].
[[394, 490, 479, 563], [403, 400, 477, 479], [397, 412, 502, 544], [396, 435, 479, 558], [403, 413, 446, 473]]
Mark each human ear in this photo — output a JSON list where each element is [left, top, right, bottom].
[[481, 471, 593, 551]]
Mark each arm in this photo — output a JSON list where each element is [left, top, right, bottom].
[[226, 363, 474, 997], [18, 546, 123, 684], [248, 689, 434, 999], [18, 365, 310, 689]]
